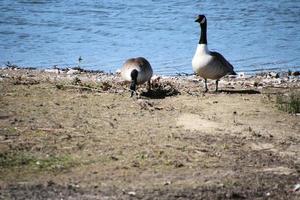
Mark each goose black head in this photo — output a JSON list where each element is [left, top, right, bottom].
[[195, 15, 206, 24]]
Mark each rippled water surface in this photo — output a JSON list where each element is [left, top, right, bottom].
[[1, 0, 300, 75]]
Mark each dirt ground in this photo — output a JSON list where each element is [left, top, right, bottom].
[[0, 68, 300, 199]]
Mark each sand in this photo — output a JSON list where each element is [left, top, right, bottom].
[[0, 67, 300, 199]]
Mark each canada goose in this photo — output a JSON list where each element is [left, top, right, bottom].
[[192, 15, 237, 92], [121, 57, 153, 97]]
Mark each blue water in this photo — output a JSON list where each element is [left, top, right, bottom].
[[1, 0, 300, 75]]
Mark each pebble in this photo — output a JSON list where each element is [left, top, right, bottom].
[[151, 75, 161, 82], [44, 69, 60, 74], [128, 191, 136, 196], [164, 181, 171, 185], [237, 72, 245, 78], [269, 72, 279, 78], [67, 69, 80, 75], [115, 68, 121, 74], [292, 71, 300, 76]]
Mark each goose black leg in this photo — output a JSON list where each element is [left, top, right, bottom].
[[130, 79, 137, 97], [215, 80, 219, 92], [204, 79, 208, 92], [130, 90, 134, 97]]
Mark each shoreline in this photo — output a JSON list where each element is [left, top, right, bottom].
[[2, 64, 300, 76], [1, 66, 300, 93]]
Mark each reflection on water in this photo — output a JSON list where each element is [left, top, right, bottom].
[[0, 0, 299, 75]]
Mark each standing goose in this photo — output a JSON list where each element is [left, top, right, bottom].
[[192, 15, 237, 92], [121, 57, 153, 97]]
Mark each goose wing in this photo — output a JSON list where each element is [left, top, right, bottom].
[[136, 57, 151, 70], [210, 51, 235, 73]]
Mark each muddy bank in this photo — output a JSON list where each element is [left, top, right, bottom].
[[0, 68, 300, 199]]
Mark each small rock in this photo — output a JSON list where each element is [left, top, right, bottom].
[[164, 181, 171, 185], [174, 161, 184, 168], [115, 68, 121, 74], [237, 72, 245, 78], [292, 71, 300, 76], [67, 69, 80, 75], [137, 99, 154, 110], [269, 72, 280, 78], [45, 69, 60, 74], [47, 180, 55, 186], [293, 183, 300, 192], [72, 77, 81, 85], [164, 85, 172, 91], [226, 192, 246, 199], [110, 156, 119, 161], [128, 191, 136, 196], [151, 75, 161, 82]]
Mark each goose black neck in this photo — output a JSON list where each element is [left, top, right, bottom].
[[199, 21, 207, 44]]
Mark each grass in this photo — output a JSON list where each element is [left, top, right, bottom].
[[276, 92, 300, 114], [0, 152, 76, 171]]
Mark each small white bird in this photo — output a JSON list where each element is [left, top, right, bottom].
[[121, 57, 153, 97], [192, 15, 237, 92]]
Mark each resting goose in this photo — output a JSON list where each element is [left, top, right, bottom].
[[192, 15, 236, 92], [121, 57, 153, 97]]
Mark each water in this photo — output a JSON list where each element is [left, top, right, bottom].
[[1, 0, 300, 75]]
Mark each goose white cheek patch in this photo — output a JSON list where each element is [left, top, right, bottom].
[[201, 17, 206, 24]]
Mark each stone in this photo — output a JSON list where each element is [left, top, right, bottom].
[[44, 69, 60, 74], [67, 69, 80, 75]]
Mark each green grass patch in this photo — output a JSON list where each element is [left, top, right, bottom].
[[276, 92, 300, 114], [0, 152, 76, 171]]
